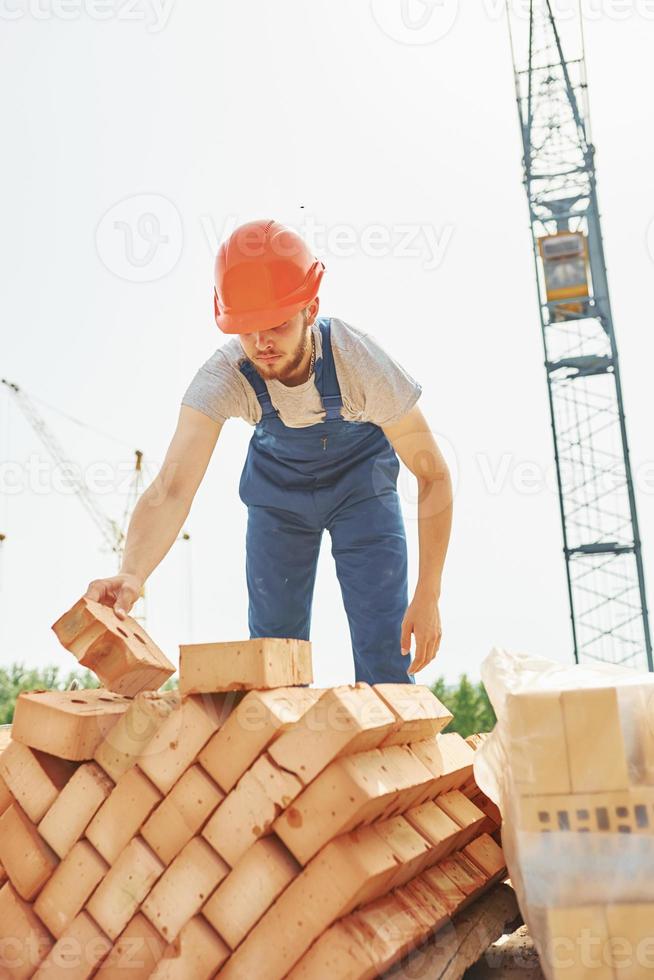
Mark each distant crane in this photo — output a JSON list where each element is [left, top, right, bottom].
[[2, 378, 126, 555], [1, 379, 190, 627], [506, 1, 652, 671]]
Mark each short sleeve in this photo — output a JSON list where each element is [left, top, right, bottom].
[[331, 320, 423, 427], [180, 348, 250, 424]]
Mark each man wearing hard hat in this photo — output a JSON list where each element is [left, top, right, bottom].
[[86, 220, 452, 683]]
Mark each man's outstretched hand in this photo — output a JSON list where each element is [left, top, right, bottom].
[[84, 573, 143, 621], [400, 590, 442, 675]]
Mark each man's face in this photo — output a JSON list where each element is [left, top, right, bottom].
[[239, 303, 316, 383]]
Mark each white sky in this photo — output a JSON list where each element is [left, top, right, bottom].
[[1, 0, 654, 688]]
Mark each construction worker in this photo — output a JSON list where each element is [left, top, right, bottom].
[[85, 220, 453, 683]]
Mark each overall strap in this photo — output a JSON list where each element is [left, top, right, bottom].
[[238, 359, 279, 419], [315, 319, 344, 421]]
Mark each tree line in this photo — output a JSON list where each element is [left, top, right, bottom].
[[0, 664, 495, 738]]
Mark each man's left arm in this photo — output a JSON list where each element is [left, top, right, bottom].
[[382, 405, 453, 676]]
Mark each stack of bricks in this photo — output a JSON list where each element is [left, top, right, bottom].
[[0, 596, 505, 979], [505, 684, 654, 979]]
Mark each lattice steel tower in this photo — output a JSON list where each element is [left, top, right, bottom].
[[506, 1, 652, 670]]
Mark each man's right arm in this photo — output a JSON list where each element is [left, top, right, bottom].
[[85, 405, 223, 618]]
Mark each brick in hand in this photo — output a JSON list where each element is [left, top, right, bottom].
[[52, 595, 174, 696]]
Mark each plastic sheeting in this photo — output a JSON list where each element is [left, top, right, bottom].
[[473, 647, 654, 979]]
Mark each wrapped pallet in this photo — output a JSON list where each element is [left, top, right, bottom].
[[474, 646, 654, 980]]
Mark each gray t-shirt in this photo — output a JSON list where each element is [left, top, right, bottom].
[[181, 317, 422, 429]]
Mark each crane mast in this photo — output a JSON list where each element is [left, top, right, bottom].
[[506, 1, 652, 670]]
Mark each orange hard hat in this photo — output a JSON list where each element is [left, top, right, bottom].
[[213, 219, 325, 334]]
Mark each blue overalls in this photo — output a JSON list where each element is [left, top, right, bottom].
[[237, 317, 415, 685]]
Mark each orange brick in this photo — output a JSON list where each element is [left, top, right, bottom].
[[273, 746, 434, 866], [0, 882, 54, 979], [141, 765, 224, 866], [34, 840, 107, 939], [38, 762, 113, 859], [203, 836, 300, 949], [351, 894, 425, 969], [203, 755, 302, 866], [52, 596, 174, 696], [403, 801, 460, 866], [86, 837, 164, 941], [371, 815, 433, 888], [12, 690, 130, 762], [434, 790, 486, 849], [0, 804, 58, 901], [374, 684, 453, 746], [32, 911, 111, 979], [408, 733, 475, 797], [562, 687, 630, 794], [396, 877, 450, 938], [506, 690, 572, 795], [94, 914, 167, 979], [217, 828, 400, 980], [94, 691, 179, 782], [149, 916, 230, 979], [371, 744, 437, 819], [0, 772, 12, 816], [142, 837, 228, 941], [286, 919, 377, 980], [198, 687, 321, 792], [86, 767, 161, 864], [137, 695, 225, 795], [439, 853, 488, 907], [0, 741, 75, 823], [267, 685, 397, 786], [472, 790, 502, 831], [179, 637, 312, 694], [463, 833, 506, 881], [420, 864, 466, 914]]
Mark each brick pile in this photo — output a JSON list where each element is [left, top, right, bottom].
[[505, 686, 654, 978], [0, 597, 505, 979]]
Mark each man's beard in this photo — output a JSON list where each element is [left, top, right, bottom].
[[250, 324, 311, 382]]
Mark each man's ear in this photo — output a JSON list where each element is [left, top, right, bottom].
[[305, 297, 320, 324]]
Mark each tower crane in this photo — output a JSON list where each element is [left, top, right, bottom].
[[506, 1, 652, 671], [1, 378, 191, 627]]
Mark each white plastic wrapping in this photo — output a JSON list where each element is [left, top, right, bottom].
[[473, 647, 654, 979]]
